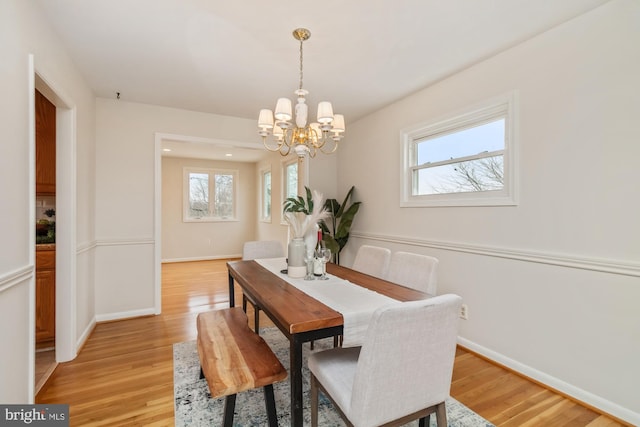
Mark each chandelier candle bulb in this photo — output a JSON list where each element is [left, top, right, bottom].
[[258, 109, 274, 130], [275, 98, 292, 121], [332, 114, 345, 133], [317, 101, 334, 124]]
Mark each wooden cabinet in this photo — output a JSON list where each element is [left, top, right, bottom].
[[36, 248, 56, 347], [35, 90, 56, 195]]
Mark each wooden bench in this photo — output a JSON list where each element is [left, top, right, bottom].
[[196, 307, 287, 427]]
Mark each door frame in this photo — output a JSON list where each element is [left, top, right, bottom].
[[32, 57, 78, 370]]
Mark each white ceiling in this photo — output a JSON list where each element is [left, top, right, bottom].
[[35, 0, 609, 162]]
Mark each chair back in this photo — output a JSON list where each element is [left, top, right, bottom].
[[386, 252, 439, 296], [351, 245, 391, 279], [242, 240, 284, 260], [349, 294, 462, 427]]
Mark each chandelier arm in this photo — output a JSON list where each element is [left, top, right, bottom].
[[319, 139, 339, 155], [263, 137, 284, 152], [280, 143, 292, 156]]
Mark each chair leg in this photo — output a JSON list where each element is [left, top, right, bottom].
[[223, 394, 237, 427], [310, 374, 319, 427], [435, 401, 447, 427], [242, 295, 248, 312], [263, 384, 278, 427]]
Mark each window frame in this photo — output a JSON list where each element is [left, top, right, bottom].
[[260, 166, 272, 223], [182, 166, 239, 222], [400, 92, 518, 207], [280, 158, 299, 225]]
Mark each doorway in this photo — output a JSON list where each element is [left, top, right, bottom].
[[31, 59, 78, 400], [34, 88, 57, 393]]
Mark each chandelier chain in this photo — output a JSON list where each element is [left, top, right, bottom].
[[298, 38, 304, 91]]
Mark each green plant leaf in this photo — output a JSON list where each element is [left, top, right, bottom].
[[335, 186, 355, 218], [335, 202, 361, 240]]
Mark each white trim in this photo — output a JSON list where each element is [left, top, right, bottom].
[[95, 238, 155, 247], [76, 317, 96, 353], [27, 55, 36, 403], [281, 157, 299, 225], [458, 337, 640, 426], [400, 91, 519, 207], [352, 231, 640, 277], [182, 166, 239, 222], [76, 241, 98, 254], [95, 307, 157, 323], [0, 265, 33, 294], [161, 254, 241, 264], [259, 166, 272, 223], [154, 134, 163, 315], [33, 58, 79, 365]]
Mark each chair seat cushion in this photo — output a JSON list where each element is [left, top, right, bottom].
[[308, 346, 361, 415]]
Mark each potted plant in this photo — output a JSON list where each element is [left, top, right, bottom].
[[282, 188, 329, 277], [320, 186, 360, 265]]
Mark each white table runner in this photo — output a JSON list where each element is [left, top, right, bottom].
[[255, 258, 399, 347]]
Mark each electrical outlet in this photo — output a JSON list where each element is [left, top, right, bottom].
[[460, 304, 469, 320]]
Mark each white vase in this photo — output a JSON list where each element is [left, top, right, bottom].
[[287, 238, 306, 278]]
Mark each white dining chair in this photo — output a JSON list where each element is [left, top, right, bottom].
[[241, 240, 284, 331], [386, 252, 439, 296], [308, 294, 462, 427], [242, 240, 284, 261], [351, 245, 391, 279]]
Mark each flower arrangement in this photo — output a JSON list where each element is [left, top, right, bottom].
[[283, 187, 330, 238]]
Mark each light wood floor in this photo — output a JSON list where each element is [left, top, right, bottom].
[[37, 259, 627, 426]]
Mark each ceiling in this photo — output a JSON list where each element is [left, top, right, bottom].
[[35, 0, 609, 162]]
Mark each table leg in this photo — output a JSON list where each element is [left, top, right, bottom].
[[228, 272, 235, 308], [290, 335, 304, 427]]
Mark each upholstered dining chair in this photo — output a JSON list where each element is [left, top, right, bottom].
[[386, 252, 439, 296], [241, 240, 284, 332], [351, 245, 391, 279], [308, 294, 463, 427]]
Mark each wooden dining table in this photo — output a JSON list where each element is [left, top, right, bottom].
[[226, 259, 429, 427]]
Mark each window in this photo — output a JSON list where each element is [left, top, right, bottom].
[[401, 92, 518, 207], [281, 158, 299, 223], [284, 159, 298, 199], [261, 168, 272, 222], [183, 167, 238, 221]]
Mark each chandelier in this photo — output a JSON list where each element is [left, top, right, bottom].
[[258, 28, 345, 158]]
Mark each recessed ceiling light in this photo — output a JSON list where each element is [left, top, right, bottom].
[[162, 148, 172, 152], [225, 153, 233, 157]]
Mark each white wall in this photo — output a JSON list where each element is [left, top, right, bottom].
[[339, 0, 640, 424], [0, 0, 96, 402], [94, 99, 263, 318], [162, 156, 256, 261]]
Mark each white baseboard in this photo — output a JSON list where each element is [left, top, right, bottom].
[[457, 337, 640, 426], [95, 307, 157, 323], [162, 254, 241, 264], [71, 317, 97, 361]]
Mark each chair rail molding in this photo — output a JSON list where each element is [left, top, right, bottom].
[[95, 237, 155, 247], [0, 265, 34, 293], [77, 240, 98, 254], [351, 231, 640, 278]]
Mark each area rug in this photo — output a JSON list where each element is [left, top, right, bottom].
[[174, 328, 494, 427]]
